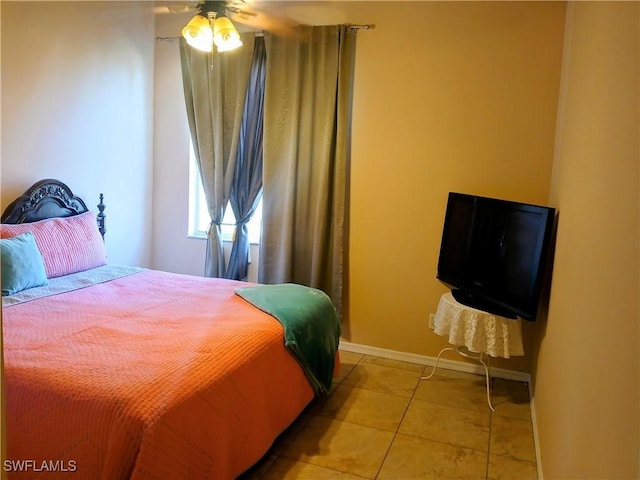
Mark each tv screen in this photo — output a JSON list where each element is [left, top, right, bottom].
[[437, 192, 556, 321]]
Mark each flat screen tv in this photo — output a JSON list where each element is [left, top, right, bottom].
[[437, 192, 556, 321]]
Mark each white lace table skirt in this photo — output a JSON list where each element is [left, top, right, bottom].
[[432, 292, 524, 358]]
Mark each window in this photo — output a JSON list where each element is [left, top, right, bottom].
[[188, 144, 262, 243]]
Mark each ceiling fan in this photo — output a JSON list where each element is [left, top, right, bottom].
[[156, 0, 299, 51], [156, 1, 370, 52]]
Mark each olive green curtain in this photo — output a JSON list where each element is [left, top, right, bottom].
[[179, 35, 255, 277], [259, 26, 357, 318]]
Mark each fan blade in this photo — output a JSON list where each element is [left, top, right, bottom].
[[154, 1, 201, 15], [226, 1, 299, 34]]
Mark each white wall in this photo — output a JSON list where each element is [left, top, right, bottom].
[[1, 1, 156, 268], [151, 10, 207, 275]]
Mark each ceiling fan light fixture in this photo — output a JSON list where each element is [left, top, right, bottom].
[[182, 14, 214, 52], [213, 16, 243, 52]]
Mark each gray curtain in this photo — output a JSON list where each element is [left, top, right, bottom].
[[259, 25, 357, 318], [179, 35, 255, 277], [225, 36, 266, 281]]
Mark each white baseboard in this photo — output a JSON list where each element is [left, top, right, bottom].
[[339, 341, 531, 383], [529, 391, 544, 480]]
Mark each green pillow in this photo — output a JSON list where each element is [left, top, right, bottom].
[[1, 232, 49, 296]]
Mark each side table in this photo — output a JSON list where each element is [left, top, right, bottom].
[[422, 292, 524, 411]]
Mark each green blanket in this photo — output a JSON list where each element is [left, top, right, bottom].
[[235, 283, 341, 395]]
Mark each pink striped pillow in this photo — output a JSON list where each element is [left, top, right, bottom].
[[0, 211, 107, 278]]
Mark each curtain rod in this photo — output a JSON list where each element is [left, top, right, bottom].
[[156, 37, 181, 45], [349, 24, 375, 30], [156, 24, 374, 44]]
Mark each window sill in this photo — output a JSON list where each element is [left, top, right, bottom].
[[188, 233, 232, 242], [187, 233, 260, 246]]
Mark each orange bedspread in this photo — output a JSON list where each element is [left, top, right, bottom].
[[3, 270, 316, 479]]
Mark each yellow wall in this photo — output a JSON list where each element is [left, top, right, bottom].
[[341, 2, 566, 372], [151, 1, 567, 373], [533, 3, 639, 478]]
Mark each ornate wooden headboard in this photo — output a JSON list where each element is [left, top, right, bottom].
[[1, 179, 106, 239]]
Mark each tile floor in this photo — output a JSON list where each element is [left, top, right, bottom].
[[241, 351, 537, 480]]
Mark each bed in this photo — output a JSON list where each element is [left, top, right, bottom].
[[1, 179, 341, 479]]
